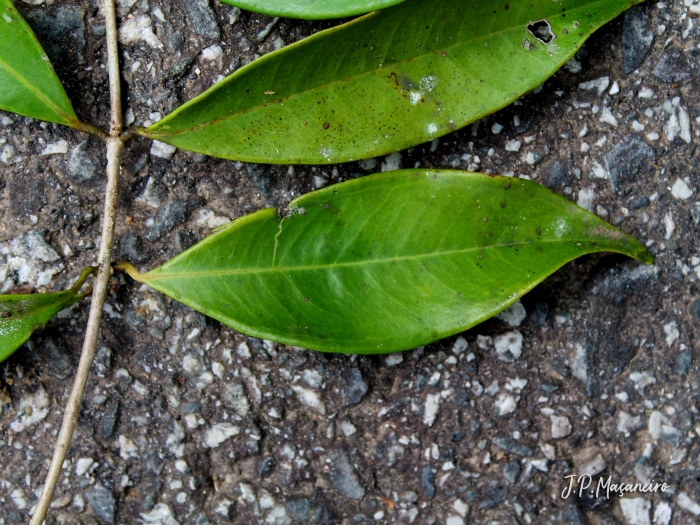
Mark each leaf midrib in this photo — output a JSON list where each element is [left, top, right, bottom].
[[147, 238, 595, 280], [0, 54, 75, 125], [150, 0, 609, 138]]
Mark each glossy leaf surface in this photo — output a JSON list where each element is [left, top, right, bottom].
[[144, 0, 642, 164], [123, 171, 652, 354], [220, 0, 406, 19], [0, 267, 93, 361], [0, 0, 80, 127]]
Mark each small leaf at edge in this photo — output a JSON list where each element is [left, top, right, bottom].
[[0, 267, 94, 361], [0, 0, 80, 127]]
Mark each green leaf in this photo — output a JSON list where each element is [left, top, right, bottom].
[[220, 0, 407, 19], [143, 0, 642, 164], [0, 267, 94, 362], [0, 0, 80, 127], [120, 171, 652, 354]]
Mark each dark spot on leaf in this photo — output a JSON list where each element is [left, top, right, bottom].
[[527, 20, 555, 44], [1, 311, 11, 318], [304, 297, 309, 302], [323, 122, 330, 129]]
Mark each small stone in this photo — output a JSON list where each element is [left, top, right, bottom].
[[452, 336, 468, 355], [340, 419, 357, 437], [492, 437, 533, 457], [690, 299, 700, 320], [68, 140, 105, 182], [670, 179, 693, 200], [150, 140, 177, 159], [446, 517, 464, 525], [652, 50, 690, 83], [341, 368, 368, 407], [384, 353, 403, 366], [421, 466, 436, 498], [285, 498, 333, 523], [327, 449, 365, 500], [505, 140, 521, 152], [99, 400, 119, 440], [119, 435, 140, 459], [599, 107, 619, 127], [186, 0, 220, 39], [540, 160, 571, 190], [573, 447, 606, 476], [381, 152, 402, 172], [622, 4, 654, 74], [424, 393, 441, 427], [120, 232, 149, 263], [11, 384, 50, 432], [603, 135, 655, 194], [204, 423, 240, 448], [496, 301, 526, 327], [75, 457, 95, 476], [663, 321, 679, 347], [503, 461, 521, 483], [677, 493, 700, 516], [550, 415, 572, 438], [302, 369, 323, 389], [292, 385, 326, 415], [118, 14, 162, 48], [86, 484, 116, 525], [146, 199, 191, 241], [223, 383, 249, 416], [524, 151, 541, 166], [653, 502, 672, 525], [201, 44, 223, 61], [619, 497, 651, 525], [141, 504, 179, 524], [579, 76, 610, 95], [44, 339, 73, 380], [194, 209, 230, 229], [494, 393, 517, 416], [494, 331, 523, 362]]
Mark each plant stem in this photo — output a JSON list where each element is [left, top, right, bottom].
[[29, 0, 123, 522]]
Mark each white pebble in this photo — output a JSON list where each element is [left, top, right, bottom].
[[204, 423, 240, 448], [550, 415, 572, 438], [75, 457, 94, 476], [579, 76, 610, 95], [493, 331, 523, 362], [671, 178, 693, 200], [678, 493, 700, 516], [504, 139, 521, 152], [150, 140, 177, 159], [291, 386, 326, 415], [495, 393, 517, 416], [385, 353, 404, 366], [497, 300, 526, 327], [452, 336, 468, 355], [201, 44, 223, 62], [599, 107, 618, 127], [424, 393, 441, 427], [41, 139, 68, 156], [619, 498, 651, 525]]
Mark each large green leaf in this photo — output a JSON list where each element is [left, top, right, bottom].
[[0, 0, 80, 127], [0, 267, 94, 361], [120, 171, 652, 354], [143, 0, 642, 164], [220, 0, 407, 19]]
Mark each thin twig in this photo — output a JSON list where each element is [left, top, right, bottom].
[[29, 0, 123, 521]]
